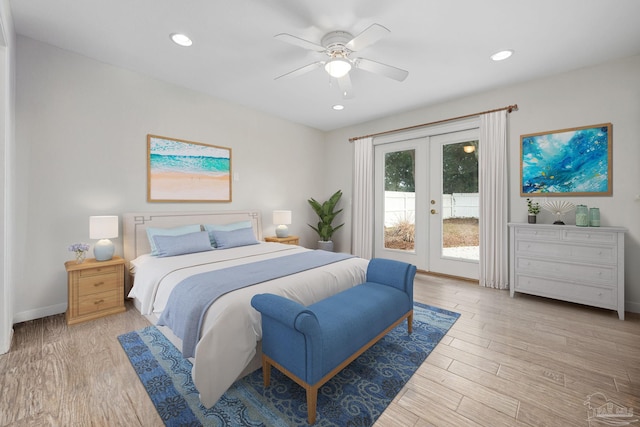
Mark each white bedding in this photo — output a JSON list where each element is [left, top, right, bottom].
[[128, 242, 369, 407]]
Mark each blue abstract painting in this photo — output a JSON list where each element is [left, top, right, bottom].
[[521, 124, 612, 196]]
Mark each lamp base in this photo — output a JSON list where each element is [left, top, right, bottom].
[[275, 225, 289, 238], [94, 239, 115, 261]]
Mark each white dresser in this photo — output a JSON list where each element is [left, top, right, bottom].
[[508, 223, 626, 320]]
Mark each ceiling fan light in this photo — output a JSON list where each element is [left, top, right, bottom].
[[170, 33, 193, 47], [491, 49, 513, 61], [325, 58, 351, 78]]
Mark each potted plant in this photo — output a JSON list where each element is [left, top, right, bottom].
[[527, 198, 540, 224], [308, 190, 345, 251]]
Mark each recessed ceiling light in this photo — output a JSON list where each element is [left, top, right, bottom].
[[170, 33, 193, 47], [491, 50, 514, 61], [332, 104, 345, 111]]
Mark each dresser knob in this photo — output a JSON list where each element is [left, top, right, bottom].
[[94, 299, 104, 305], [94, 281, 104, 287]]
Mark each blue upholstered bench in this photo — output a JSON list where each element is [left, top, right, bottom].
[[250, 258, 417, 424]]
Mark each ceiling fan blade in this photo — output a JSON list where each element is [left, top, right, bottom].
[[274, 33, 325, 52], [356, 58, 409, 82], [337, 74, 354, 99], [275, 61, 324, 80], [345, 23, 390, 52]]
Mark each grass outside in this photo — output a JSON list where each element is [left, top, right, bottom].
[[384, 217, 479, 250]]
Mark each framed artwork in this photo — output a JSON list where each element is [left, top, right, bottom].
[[147, 134, 232, 202], [520, 123, 612, 196]]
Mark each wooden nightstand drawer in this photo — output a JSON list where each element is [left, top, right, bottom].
[[78, 264, 118, 277], [77, 289, 121, 316], [78, 272, 120, 296]]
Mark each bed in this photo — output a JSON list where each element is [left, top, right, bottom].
[[122, 210, 369, 408]]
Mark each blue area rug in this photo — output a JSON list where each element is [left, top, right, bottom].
[[118, 302, 460, 426]]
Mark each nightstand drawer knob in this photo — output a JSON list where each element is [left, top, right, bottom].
[[94, 281, 104, 287], [94, 299, 104, 305]]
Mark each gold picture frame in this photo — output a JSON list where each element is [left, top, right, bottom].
[[147, 134, 232, 202], [520, 123, 612, 197]]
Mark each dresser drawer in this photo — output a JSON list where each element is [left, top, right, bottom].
[[77, 289, 121, 316], [514, 227, 561, 241], [78, 271, 120, 296], [514, 240, 617, 264], [514, 274, 616, 309], [562, 229, 617, 244], [515, 256, 617, 287]]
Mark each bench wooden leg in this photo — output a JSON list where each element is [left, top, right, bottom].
[[262, 356, 271, 387], [408, 310, 413, 334], [306, 385, 318, 424]]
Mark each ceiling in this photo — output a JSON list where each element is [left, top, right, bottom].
[[9, 0, 640, 131]]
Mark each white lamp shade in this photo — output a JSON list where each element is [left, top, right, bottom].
[[89, 216, 119, 239], [272, 210, 292, 225]]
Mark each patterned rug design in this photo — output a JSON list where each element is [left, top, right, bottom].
[[118, 302, 460, 426]]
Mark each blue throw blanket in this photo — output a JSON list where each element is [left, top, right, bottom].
[[157, 250, 354, 358]]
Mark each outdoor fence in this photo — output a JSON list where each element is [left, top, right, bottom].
[[384, 191, 479, 227]]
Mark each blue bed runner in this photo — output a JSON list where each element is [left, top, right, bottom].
[[157, 250, 354, 357]]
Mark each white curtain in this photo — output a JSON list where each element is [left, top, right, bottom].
[[352, 137, 374, 259], [479, 110, 509, 289]]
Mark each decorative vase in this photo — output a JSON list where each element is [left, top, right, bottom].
[[317, 241, 334, 252], [589, 208, 600, 227], [75, 251, 87, 264], [528, 214, 537, 224], [576, 205, 589, 227]]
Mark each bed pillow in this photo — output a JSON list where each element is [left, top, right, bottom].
[[152, 231, 213, 257], [146, 224, 202, 256], [204, 221, 253, 247], [208, 226, 259, 249]]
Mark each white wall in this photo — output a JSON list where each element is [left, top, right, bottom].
[[14, 36, 327, 321], [12, 35, 640, 321], [326, 54, 640, 313], [0, 0, 16, 354]]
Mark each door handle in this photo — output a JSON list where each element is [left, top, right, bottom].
[[431, 209, 438, 214]]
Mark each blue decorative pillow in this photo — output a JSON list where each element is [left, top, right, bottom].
[[204, 221, 253, 247], [209, 227, 259, 249], [152, 231, 213, 257], [146, 224, 202, 256]]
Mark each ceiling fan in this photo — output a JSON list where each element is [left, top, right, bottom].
[[274, 23, 409, 98]]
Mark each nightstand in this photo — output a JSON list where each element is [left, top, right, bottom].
[[265, 235, 300, 246], [65, 256, 126, 325]]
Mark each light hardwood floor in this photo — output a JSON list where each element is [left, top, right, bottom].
[[1, 274, 638, 426]]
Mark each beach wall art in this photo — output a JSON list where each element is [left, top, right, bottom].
[[520, 123, 612, 196], [147, 134, 232, 202]]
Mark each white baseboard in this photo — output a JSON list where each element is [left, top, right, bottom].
[[625, 300, 640, 315], [13, 303, 67, 324]]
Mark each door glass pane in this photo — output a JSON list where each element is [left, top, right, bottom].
[[384, 150, 415, 251], [441, 141, 479, 261]]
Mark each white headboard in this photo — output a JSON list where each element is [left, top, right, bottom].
[[123, 210, 263, 262]]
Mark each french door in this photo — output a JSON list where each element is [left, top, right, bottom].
[[428, 130, 479, 279], [373, 128, 479, 280]]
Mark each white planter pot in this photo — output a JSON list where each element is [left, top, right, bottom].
[[317, 241, 334, 252]]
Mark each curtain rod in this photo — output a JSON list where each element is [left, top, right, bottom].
[[348, 104, 518, 142]]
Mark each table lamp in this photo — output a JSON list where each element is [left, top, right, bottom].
[[90, 215, 118, 261], [273, 210, 292, 238]]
